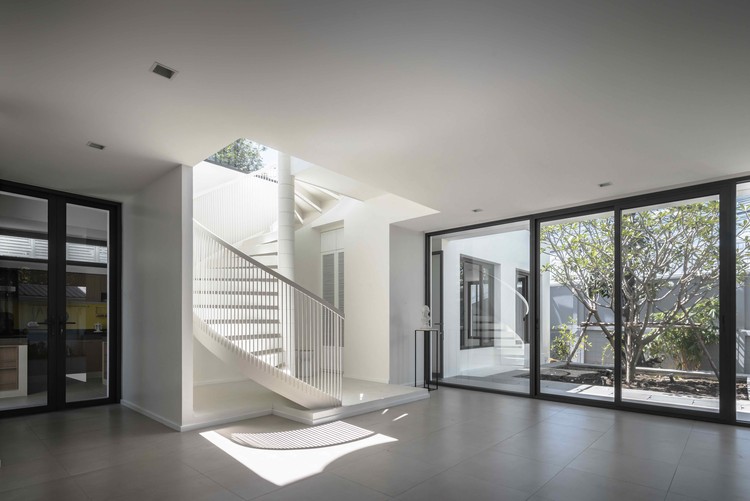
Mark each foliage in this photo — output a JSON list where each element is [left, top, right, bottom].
[[649, 298, 720, 371], [551, 321, 591, 361], [206, 138, 266, 173], [541, 199, 750, 383]]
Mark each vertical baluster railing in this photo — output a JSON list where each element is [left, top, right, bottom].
[[194, 173, 279, 248], [193, 221, 343, 403]]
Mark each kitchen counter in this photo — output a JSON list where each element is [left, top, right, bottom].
[[0, 337, 28, 346]]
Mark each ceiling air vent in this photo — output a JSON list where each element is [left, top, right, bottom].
[[86, 141, 105, 150], [150, 62, 177, 80]]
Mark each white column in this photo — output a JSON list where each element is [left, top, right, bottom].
[[277, 152, 295, 280], [277, 152, 296, 376]]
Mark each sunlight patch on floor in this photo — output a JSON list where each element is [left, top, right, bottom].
[[200, 426, 397, 486]]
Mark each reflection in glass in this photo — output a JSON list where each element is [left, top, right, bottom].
[[621, 197, 720, 412], [0, 191, 49, 410], [431, 221, 530, 393], [738, 185, 750, 421], [539, 213, 615, 401], [65, 204, 109, 403]]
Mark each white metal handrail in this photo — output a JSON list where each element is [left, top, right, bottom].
[[193, 220, 344, 406]]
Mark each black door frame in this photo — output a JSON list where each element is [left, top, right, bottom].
[[431, 250, 444, 378], [425, 174, 748, 427], [0, 179, 121, 417]]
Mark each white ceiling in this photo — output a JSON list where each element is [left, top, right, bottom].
[[2, 0, 750, 232]]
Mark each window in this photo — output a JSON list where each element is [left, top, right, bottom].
[[460, 256, 497, 349], [321, 228, 344, 311]]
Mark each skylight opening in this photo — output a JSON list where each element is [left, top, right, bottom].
[[205, 138, 273, 174]]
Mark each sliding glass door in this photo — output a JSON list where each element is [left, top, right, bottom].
[[737, 184, 750, 422], [425, 176, 750, 425], [429, 222, 531, 394], [620, 196, 720, 413], [0, 182, 119, 415], [539, 212, 615, 402]]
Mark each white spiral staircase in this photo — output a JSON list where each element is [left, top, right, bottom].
[[192, 166, 345, 410]]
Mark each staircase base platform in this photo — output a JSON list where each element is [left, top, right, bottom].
[[185, 378, 429, 431], [273, 378, 430, 426]]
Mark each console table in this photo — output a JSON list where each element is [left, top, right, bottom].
[[414, 328, 440, 391]]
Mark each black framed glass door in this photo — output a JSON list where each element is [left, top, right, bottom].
[[619, 195, 721, 413], [0, 190, 50, 412], [63, 203, 112, 404], [0, 181, 119, 415]]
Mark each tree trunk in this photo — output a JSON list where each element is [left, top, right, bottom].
[[692, 330, 720, 380], [625, 355, 638, 385], [565, 312, 594, 365]]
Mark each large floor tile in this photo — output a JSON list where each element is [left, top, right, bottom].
[[543, 409, 616, 432], [53, 439, 165, 476], [530, 467, 667, 501], [176, 442, 247, 474], [449, 448, 563, 492], [589, 427, 688, 464], [387, 425, 497, 469], [567, 447, 677, 491], [330, 450, 445, 496], [0, 435, 54, 465], [669, 464, 750, 501], [0, 477, 87, 501], [397, 470, 528, 501], [665, 493, 707, 501], [73, 456, 204, 501], [254, 472, 391, 501], [109, 473, 243, 501], [201, 462, 280, 500], [511, 420, 607, 444], [0, 456, 69, 494], [491, 432, 593, 466]]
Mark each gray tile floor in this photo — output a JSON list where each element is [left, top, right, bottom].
[[1, 388, 749, 500]]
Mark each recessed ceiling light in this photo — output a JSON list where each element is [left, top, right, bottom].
[[598, 182, 612, 188], [472, 208, 483, 213], [86, 141, 105, 150], [150, 62, 177, 80]]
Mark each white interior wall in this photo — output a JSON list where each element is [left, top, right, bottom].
[[180, 166, 194, 424], [389, 225, 425, 385], [441, 230, 529, 378], [295, 194, 431, 384], [341, 201, 391, 383], [122, 164, 192, 430], [294, 223, 323, 294]]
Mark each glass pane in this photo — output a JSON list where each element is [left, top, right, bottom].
[[738, 184, 750, 421], [540, 212, 615, 402], [621, 197, 720, 412], [65, 204, 109, 403], [0, 191, 49, 410], [431, 221, 530, 393]]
